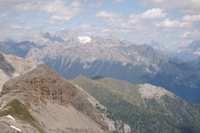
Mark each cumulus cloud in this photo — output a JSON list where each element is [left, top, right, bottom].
[[0, 0, 84, 23], [140, 8, 166, 19], [129, 8, 166, 21], [95, 11, 121, 18], [182, 14, 200, 22], [138, 0, 200, 14], [180, 31, 200, 39], [95, 10, 124, 26], [11, 24, 22, 29], [155, 19, 191, 29]]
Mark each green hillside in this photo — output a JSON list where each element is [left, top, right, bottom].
[[73, 75, 200, 133]]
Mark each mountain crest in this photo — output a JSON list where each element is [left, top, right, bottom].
[[2, 64, 79, 105]]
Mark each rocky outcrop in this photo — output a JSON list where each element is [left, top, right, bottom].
[[138, 83, 173, 99], [0, 53, 15, 77], [1, 64, 108, 132], [0, 52, 39, 91]]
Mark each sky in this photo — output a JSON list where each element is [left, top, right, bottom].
[[0, 0, 200, 49]]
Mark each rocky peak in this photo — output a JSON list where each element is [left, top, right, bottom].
[[2, 64, 80, 104], [1, 64, 107, 130], [20, 31, 52, 46], [54, 29, 78, 41]]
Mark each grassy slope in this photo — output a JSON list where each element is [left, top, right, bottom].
[[73, 75, 200, 133]]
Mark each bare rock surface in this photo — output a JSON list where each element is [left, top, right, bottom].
[[0, 52, 39, 91], [0, 64, 108, 133], [139, 83, 172, 99]]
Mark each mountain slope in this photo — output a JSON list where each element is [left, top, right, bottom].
[[73, 76, 200, 133], [0, 64, 109, 133], [26, 42, 200, 103], [1, 29, 200, 103], [0, 52, 39, 91]]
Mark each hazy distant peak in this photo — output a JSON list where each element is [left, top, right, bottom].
[[149, 41, 167, 51], [54, 29, 78, 41]]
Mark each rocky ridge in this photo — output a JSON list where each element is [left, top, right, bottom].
[[0, 64, 109, 133], [0, 52, 39, 91]]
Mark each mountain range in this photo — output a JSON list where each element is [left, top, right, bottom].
[[150, 40, 200, 61], [1, 53, 200, 133], [0, 29, 200, 103]]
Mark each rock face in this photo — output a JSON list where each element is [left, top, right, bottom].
[[0, 64, 108, 133], [0, 53, 15, 77], [2, 64, 74, 102], [138, 83, 172, 99], [0, 52, 39, 91]]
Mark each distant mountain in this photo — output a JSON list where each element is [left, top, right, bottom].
[[26, 41, 200, 103], [174, 40, 200, 61], [149, 41, 167, 52], [0, 64, 109, 133], [1, 29, 200, 103], [73, 75, 200, 133], [20, 30, 64, 46], [54, 29, 78, 41], [0, 39, 42, 58]]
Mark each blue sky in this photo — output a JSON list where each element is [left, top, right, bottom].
[[0, 0, 200, 49]]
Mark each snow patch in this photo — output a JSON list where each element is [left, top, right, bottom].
[[77, 36, 91, 44], [6, 115, 15, 121], [10, 125, 22, 132]]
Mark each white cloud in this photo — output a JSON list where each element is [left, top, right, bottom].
[[95, 10, 124, 27], [180, 31, 200, 39], [95, 11, 121, 18], [138, 0, 200, 14], [140, 8, 166, 19], [129, 8, 166, 22], [155, 19, 191, 29], [180, 31, 191, 38], [182, 14, 200, 22], [0, 0, 84, 23], [11, 24, 22, 29]]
